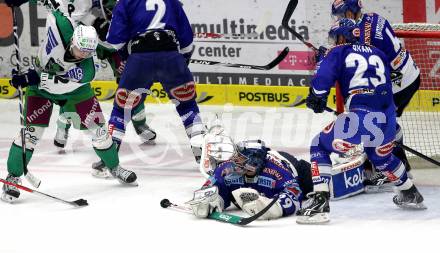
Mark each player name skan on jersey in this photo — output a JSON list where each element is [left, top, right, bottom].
[[352, 45, 373, 53]]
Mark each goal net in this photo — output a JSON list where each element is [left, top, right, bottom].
[[392, 23, 440, 168]]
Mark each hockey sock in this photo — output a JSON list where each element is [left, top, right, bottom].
[[94, 143, 119, 170], [7, 143, 34, 177]]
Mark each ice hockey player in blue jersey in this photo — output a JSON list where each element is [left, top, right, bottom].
[[187, 136, 313, 220], [330, 0, 420, 190], [104, 0, 205, 164], [297, 18, 426, 224]]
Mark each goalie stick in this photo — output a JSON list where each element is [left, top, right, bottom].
[[190, 47, 289, 70], [160, 196, 279, 226], [282, 0, 319, 51], [0, 178, 88, 207]]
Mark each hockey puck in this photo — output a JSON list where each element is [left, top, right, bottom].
[[160, 198, 171, 208], [74, 199, 89, 207]]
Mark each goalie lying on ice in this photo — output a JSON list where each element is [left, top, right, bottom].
[[187, 135, 369, 220]]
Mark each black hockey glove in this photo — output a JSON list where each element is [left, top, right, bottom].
[[306, 87, 327, 113], [92, 17, 110, 41], [314, 46, 328, 64], [5, 0, 28, 7], [10, 68, 40, 89]]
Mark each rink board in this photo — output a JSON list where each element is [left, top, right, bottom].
[[1, 78, 439, 112]]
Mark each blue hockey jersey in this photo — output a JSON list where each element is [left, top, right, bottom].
[[204, 151, 303, 217], [312, 43, 393, 110], [107, 0, 193, 50], [357, 13, 419, 92]]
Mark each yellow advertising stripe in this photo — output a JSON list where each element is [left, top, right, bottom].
[[1, 78, 439, 111]]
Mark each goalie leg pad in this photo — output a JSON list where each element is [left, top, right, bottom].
[[232, 188, 283, 220]]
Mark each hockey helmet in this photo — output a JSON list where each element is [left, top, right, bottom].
[[328, 18, 360, 45], [233, 140, 268, 175], [331, 0, 363, 18], [71, 25, 99, 57]]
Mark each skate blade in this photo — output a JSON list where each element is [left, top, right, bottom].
[[1, 193, 18, 204], [91, 170, 115, 180], [296, 213, 330, 225], [117, 180, 139, 187], [365, 185, 394, 193], [140, 139, 156, 145], [396, 202, 427, 210]]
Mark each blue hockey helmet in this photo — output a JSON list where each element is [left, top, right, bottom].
[[328, 18, 360, 45], [331, 0, 363, 18], [233, 140, 268, 175]]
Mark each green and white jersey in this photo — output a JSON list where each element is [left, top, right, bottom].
[[35, 10, 98, 95]]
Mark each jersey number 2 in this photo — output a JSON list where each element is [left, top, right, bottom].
[[346, 53, 386, 88], [146, 0, 166, 29]]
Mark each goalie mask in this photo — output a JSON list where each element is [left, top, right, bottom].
[[331, 0, 363, 19], [328, 18, 359, 45], [232, 140, 268, 176]]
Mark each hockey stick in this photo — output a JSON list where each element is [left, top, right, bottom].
[[190, 47, 289, 70], [394, 142, 440, 167], [321, 105, 440, 167], [0, 178, 88, 207], [11, 6, 41, 188], [160, 196, 279, 226], [281, 0, 319, 51]]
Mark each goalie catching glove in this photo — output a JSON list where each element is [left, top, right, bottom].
[[186, 186, 224, 218], [232, 188, 283, 220]]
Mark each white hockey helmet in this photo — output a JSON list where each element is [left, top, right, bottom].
[[71, 25, 99, 55]]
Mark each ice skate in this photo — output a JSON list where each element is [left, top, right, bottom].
[[393, 185, 427, 210], [91, 160, 114, 179], [135, 124, 156, 145], [296, 191, 330, 224], [109, 165, 138, 186], [1, 174, 22, 203], [364, 171, 394, 193]]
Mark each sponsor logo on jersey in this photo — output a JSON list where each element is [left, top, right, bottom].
[[332, 139, 356, 153], [115, 88, 142, 109], [170, 81, 196, 101], [238, 92, 290, 102], [262, 167, 283, 181], [375, 16, 385, 40], [375, 141, 394, 157], [67, 67, 83, 82], [311, 161, 320, 177], [364, 20, 372, 45], [258, 176, 276, 189], [391, 49, 407, 69], [343, 167, 363, 188], [224, 174, 244, 186]]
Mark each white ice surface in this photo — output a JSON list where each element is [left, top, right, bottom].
[[0, 99, 439, 253]]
